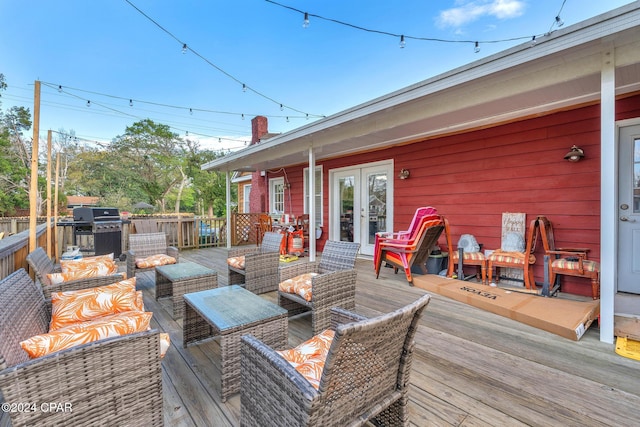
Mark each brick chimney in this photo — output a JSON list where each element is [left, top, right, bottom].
[[250, 116, 269, 212]]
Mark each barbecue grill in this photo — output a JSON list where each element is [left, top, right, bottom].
[[72, 207, 123, 257]]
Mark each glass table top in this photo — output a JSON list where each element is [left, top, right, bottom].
[[156, 261, 216, 281], [184, 285, 287, 331]]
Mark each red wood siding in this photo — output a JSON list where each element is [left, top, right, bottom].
[[270, 94, 640, 296]]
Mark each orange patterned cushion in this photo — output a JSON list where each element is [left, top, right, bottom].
[[488, 251, 535, 265], [135, 254, 176, 269], [552, 259, 599, 272], [276, 329, 335, 389], [451, 251, 486, 262], [227, 255, 246, 270], [278, 272, 319, 302], [20, 311, 153, 359], [60, 254, 115, 273], [50, 279, 140, 331], [48, 257, 119, 285]]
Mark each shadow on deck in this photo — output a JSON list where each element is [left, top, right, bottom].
[[137, 247, 640, 427]]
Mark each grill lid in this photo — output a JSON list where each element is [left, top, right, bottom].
[[73, 207, 120, 222]]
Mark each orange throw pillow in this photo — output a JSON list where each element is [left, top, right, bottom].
[[277, 329, 335, 389], [50, 279, 140, 331], [21, 311, 153, 359]]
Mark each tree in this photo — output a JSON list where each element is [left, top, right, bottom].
[[0, 74, 35, 215], [110, 119, 184, 212]]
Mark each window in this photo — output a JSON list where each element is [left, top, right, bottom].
[[269, 177, 285, 214], [303, 166, 323, 226], [243, 184, 251, 213]]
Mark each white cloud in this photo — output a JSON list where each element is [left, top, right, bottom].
[[437, 0, 526, 28]]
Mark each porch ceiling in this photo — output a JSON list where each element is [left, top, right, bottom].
[[202, 4, 640, 173]]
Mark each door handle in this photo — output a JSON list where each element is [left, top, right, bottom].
[[620, 216, 636, 222]]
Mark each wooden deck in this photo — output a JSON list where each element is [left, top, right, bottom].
[[138, 247, 640, 426]]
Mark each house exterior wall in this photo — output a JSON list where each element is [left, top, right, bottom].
[[271, 94, 640, 297]]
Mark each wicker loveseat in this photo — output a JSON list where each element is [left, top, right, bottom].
[[127, 232, 179, 279], [26, 247, 125, 299], [227, 231, 284, 294], [240, 293, 431, 426], [0, 269, 164, 426]]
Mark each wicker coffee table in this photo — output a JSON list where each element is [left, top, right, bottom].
[[183, 285, 288, 402], [155, 261, 218, 319]]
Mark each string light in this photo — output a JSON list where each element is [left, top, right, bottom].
[[302, 12, 309, 28], [129, 99, 133, 107], [189, 108, 193, 115], [555, 16, 564, 27], [530, 35, 537, 47], [41, 81, 321, 121], [474, 41, 480, 53], [280, 104, 284, 111], [399, 35, 406, 49], [86, 100, 91, 107], [242, 83, 247, 92], [124, 0, 323, 118]]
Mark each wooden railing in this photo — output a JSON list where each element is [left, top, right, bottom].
[[0, 222, 50, 280], [0, 214, 263, 280]]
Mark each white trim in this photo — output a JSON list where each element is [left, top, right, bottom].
[[303, 165, 324, 227], [269, 177, 285, 214], [600, 45, 616, 344]]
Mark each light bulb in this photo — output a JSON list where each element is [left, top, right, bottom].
[[242, 83, 247, 92], [182, 43, 188, 54], [58, 85, 62, 93], [303, 12, 310, 28], [286, 116, 289, 123], [530, 36, 537, 47], [86, 100, 91, 107], [474, 41, 480, 53], [399, 35, 406, 49], [129, 99, 133, 107], [189, 108, 193, 115], [555, 16, 564, 27], [241, 114, 245, 120], [280, 104, 284, 111]]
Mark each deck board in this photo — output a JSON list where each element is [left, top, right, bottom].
[[131, 247, 640, 426]]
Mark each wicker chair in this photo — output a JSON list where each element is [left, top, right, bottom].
[[240, 293, 431, 427], [278, 240, 360, 336], [26, 247, 125, 299], [127, 232, 179, 279], [227, 231, 284, 294], [0, 269, 164, 427]]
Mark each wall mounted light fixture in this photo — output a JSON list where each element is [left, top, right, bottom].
[[398, 168, 410, 179], [564, 145, 584, 162]]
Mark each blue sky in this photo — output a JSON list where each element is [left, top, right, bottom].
[[0, 0, 634, 151]]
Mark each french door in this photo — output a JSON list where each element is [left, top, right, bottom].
[[330, 161, 393, 256]]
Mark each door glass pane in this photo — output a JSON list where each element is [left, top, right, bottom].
[[339, 176, 354, 242], [367, 172, 387, 245], [634, 138, 640, 213]]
